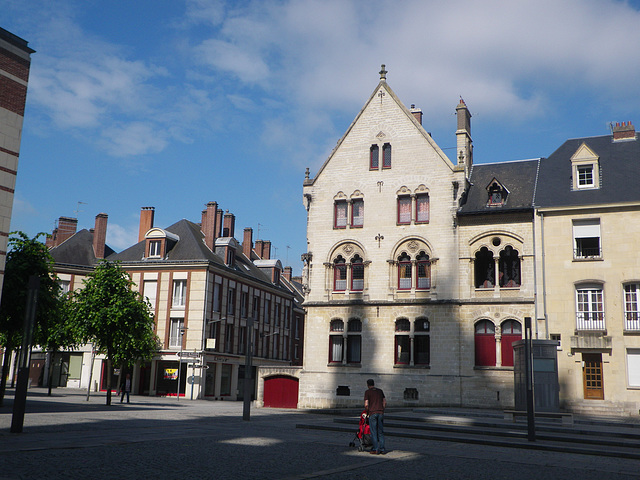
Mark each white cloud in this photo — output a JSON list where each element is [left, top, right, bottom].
[[106, 223, 139, 252], [100, 122, 169, 157]]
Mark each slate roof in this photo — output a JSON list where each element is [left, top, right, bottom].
[[458, 159, 540, 215], [49, 229, 116, 267], [535, 134, 640, 208], [107, 219, 281, 290]]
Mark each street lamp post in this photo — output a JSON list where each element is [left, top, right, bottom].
[[176, 326, 187, 401], [243, 317, 254, 421]]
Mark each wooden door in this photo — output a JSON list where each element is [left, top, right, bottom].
[[583, 353, 604, 400]]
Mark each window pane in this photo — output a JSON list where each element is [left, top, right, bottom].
[[330, 335, 343, 362], [398, 197, 411, 224], [395, 318, 410, 332], [416, 194, 429, 222], [334, 262, 347, 291], [351, 262, 364, 291], [347, 335, 361, 363], [398, 261, 411, 290], [625, 284, 640, 331], [417, 255, 430, 290], [576, 288, 605, 330], [577, 165, 594, 187], [415, 336, 430, 365], [173, 280, 186, 307], [370, 145, 379, 169], [335, 202, 347, 228], [395, 335, 410, 364], [352, 199, 364, 227], [383, 143, 391, 168], [499, 246, 520, 288]]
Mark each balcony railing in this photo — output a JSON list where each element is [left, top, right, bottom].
[[625, 312, 640, 331], [576, 312, 605, 331], [574, 246, 602, 260]]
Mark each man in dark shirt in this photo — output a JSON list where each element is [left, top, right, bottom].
[[364, 378, 386, 454]]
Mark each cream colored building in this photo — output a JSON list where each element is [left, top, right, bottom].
[[298, 67, 536, 409], [535, 122, 640, 415]]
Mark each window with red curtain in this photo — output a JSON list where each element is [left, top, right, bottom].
[[474, 320, 496, 366], [500, 320, 521, 367], [416, 194, 429, 223], [397, 196, 411, 224]]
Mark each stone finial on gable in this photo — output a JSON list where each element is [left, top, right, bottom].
[[379, 64, 387, 81]]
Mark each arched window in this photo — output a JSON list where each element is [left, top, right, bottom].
[[475, 320, 496, 366], [398, 253, 412, 290], [475, 247, 495, 288], [416, 252, 430, 290], [347, 318, 362, 363], [333, 256, 347, 291], [351, 254, 364, 291], [395, 318, 411, 364], [500, 320, 522, 367], [499, 246, 520, 288], [370, 144, 379, 169], [383, 143, 392, 168], [329, 319, 344, 363]]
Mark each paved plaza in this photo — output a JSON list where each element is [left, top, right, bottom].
[[0, 389, 639, 480]]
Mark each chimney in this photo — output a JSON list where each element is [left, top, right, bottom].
[[223, 211, 235, 238], [283, 266, 292, 281], [93, 213, 108, 260], [203, 202, 218, 251], [613, 121, 636, 141], [55, 217, 78, 247], [456, 97, 473, 177], [216, 209, 224, 238], [410, 104, 423, 125], [138, 207, 155, 242], [254, 240, 264, 259], [262, 240, 271, 260], [243, 227, 253, 258]]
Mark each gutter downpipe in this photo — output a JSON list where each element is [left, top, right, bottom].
[[539, 211, 549, 339]]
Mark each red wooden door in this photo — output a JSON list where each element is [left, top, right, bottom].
[[263, 375, 299, 408]]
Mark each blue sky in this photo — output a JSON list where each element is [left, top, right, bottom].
[[4, 0, 640, 275]]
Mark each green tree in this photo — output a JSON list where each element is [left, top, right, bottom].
[[0, 232, 66, 405], [71, 261, 159, 405]]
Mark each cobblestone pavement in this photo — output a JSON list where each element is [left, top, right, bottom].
[[0, 389, 639, 480]]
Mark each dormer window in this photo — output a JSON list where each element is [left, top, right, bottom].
[[571, 143, 600, 191], [149, 240, 162, 257], [144, 227, 179, 259], [486, 179, 507, 206]]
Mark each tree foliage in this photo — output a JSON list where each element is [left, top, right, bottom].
[[0, 232, 72, 404], [71, 261, 159, 405]]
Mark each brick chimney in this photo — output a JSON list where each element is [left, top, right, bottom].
[[261, 240, 271, 260], [216, 209, 223, 238], [254, 240, 264, 259], [203, 201, 218, 251], [243, 227, 253, 258], [51, 217, 78, 247], [283, 266, 292, 281], [410, 104, 423, 125], [223, 211, 235, 238], [138, 207, 154, 242], [613, 121, 636, 141], [93, 213, 108, 259]]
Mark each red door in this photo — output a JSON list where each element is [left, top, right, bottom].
[[263, 375, 299, 408]]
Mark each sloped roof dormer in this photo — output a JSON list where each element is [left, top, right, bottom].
[[570, 143, 600, 191], [486, 178, 509, 207], [144, 227, 179, 259]]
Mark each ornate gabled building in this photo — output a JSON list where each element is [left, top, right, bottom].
[[297, 67, 536, 409]]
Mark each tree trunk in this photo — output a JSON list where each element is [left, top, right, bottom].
[[0, 343, 13, 406], [47, 351, 54, 396], [106, 357, 112, 406]]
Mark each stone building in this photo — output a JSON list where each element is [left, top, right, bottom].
[[298, 67, 535, 409]]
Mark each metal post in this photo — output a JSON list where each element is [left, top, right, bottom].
[[176, 327, 186, 401], [86, 346, 96, 401], [243, 318, 254, 421], [11, 276, 39, 433], [524, 316, 535, 441]]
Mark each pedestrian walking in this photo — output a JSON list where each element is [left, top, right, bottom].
[[364, 378, 386, 454], [120, 373, 132, 403]]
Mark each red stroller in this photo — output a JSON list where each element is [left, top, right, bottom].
[[349, 410, 373, 451]]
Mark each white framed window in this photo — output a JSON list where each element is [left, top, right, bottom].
[[627, 349, 640, 387], [577, 165, 594, 188], [169, 318, 184, 348], [149, 239, 162, 257], [624, 284, 640, 331], [576, 285, 605, 331], [573, 219, 601, 259], [143, 280, 157, 309], [172, 279, 187, 307]]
